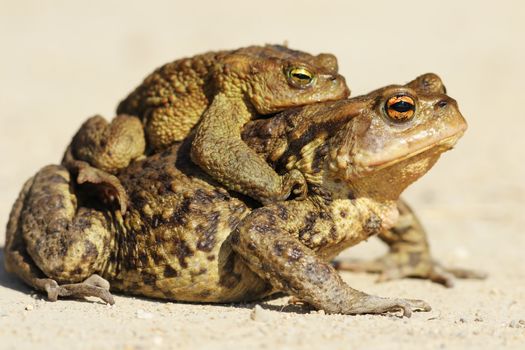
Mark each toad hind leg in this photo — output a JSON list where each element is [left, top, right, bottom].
[[65, 114, 146, 174], [44, 274, 114, 304], [4, 165, 115, 304], [334, 199, 486, 287], [230, 204, 430, 316]]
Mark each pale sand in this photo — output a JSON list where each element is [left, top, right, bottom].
[[0, 1, 524, 349]]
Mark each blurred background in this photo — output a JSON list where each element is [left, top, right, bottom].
[[1, 1, 524, 349]]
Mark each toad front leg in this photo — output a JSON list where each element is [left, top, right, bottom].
[[191, 94, 307, 204], [230, 200, 430, 316], [4, 165, 115, 304], [334, 199, 486, 287]]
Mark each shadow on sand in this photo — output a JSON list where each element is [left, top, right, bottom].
[[0, 246, 31, 294], [0, 246, 312, 313]]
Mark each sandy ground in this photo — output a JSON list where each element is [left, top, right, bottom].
[[1, 1, 524, 349]]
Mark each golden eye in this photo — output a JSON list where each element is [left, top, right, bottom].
[[385, 95, 416, 121], [287, 67, 315, 87]]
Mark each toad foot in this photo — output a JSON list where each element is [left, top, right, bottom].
[[43, 274, 115, 305]]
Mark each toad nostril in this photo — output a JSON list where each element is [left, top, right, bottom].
[[437, 100, 448, 108]]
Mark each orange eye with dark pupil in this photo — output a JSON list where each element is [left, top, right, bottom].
[[385, 95, 416, 121]]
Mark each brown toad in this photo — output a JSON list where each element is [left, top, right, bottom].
[[67, 45, 349, 204], [6, 74, 472, 316]]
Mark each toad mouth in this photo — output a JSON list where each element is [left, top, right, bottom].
[[365, 130, 466, 171]]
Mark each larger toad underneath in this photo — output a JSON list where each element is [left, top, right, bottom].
[[6, 74, 472, 316]]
